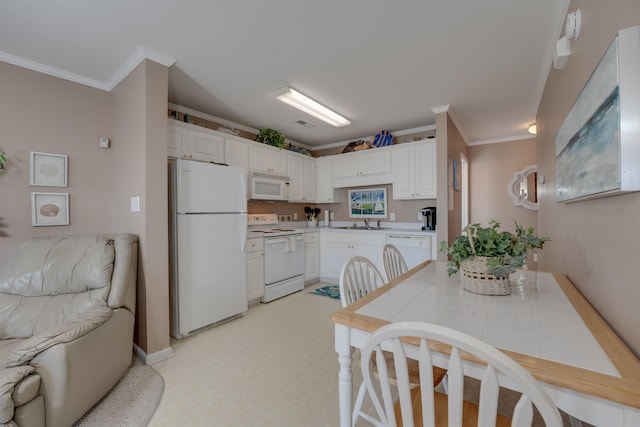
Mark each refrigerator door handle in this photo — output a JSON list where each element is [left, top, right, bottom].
[[240, 217, 247, 251]]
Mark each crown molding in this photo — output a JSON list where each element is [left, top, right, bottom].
[[107, 46, 176, 91], [0, 50, 110, 90], [0, 46, 176, 93], [432, 104, 470, 145], [467, 133, 536, 146]]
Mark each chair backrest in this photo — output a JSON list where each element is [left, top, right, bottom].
[[339, 256, 386, 308], [361, 321, 563, 427], [383, 244, 409, 281]]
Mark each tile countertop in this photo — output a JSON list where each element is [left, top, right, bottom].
[[278, 221, 437, 235]]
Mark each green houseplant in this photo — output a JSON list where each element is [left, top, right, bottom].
[[255, 128, 286, 148], [0, 149, 6, 175], [440, 220, 550, 278]]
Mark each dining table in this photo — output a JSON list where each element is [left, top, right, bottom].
[[331, 260, 640, 427]]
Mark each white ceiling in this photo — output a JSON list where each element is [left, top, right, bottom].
[[0, 0, 569, 148]]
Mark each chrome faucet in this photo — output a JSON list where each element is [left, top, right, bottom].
[[377, 219, 381, 228], [363, 218, 369, 227]]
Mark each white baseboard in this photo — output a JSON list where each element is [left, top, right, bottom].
[[133, 343, 174, 365]]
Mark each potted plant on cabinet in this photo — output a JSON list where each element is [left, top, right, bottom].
[[255, 128, 286, 148], [440, 220, 550, 295]]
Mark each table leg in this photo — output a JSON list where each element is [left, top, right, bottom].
[[335, 324, 353, 427]]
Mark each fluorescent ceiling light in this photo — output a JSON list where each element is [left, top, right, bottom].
[[275, 87, 351, 127]]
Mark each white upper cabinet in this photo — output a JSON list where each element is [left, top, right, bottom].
[[331, 148, 392, 188], [167, 120, 224, 163], [224, 138, 249, 170], [288, 153, 315, 202], [315, 157, 334, 203], [248, 143, 289, 176], [391, 140, 436, 199]]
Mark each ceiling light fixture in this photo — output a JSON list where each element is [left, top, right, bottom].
[[528, 123, 537, 134], [275, 87, 351, 127]]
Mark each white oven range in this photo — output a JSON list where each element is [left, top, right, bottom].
[[248, 214, 304, 302]]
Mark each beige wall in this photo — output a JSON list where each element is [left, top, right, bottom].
[[468, 139, 537, 228], [537, 0, 640, 356], [0, 62, 113, 259], [0, 60, 171, 358], [111, 60, 171, 356]]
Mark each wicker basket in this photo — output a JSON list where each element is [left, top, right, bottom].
[[459, 230, 512, 296]]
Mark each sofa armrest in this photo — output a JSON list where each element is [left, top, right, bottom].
[[4, 308, 113, 368], [0, 365, 35, 425]]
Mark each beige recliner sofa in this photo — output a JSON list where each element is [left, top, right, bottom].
[[0, 233, 138, 427]]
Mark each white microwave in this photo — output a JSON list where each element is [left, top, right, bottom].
[[250, 172, 290, 201]]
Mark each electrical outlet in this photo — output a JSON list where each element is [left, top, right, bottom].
[[533, 253, 539, 262], [418, 212, 423, 221], [390, 212, 396, 221], [293, 212, 298, 220]]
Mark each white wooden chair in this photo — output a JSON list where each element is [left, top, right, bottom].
[[339, 256, 386, 308], [383, 244, 409, 281], [339, 257, 446, 426], [361, 321, 563, 427]]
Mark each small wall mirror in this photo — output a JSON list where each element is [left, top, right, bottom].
[[508, 164, 539, 211]]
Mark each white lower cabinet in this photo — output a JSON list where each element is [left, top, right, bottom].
[[304, 232, 320, 283], [320, 230, 384, 284], [247, 237, 264, 303]]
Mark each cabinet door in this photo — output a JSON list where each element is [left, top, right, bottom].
[[269, 150, 289, 175], [189, 129, 225, 162], [304, 239, 320, 283], [225, 139, 249, 169], [249, 144, 289, 175], [301, 157, 316, 202], [391, 145, 416, 199], [315, 157, 334, 203], [415, 141, 436, 198], [332, 154, 357, 178], [359, 150, 392, 175], [320, 236, 352, 284], [288, 155, 303, 201], [168, 124, 188, 158], [247, 244, 264, 302]]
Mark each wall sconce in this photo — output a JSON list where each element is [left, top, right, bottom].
[[553, 9, 581, 70], [528, 123, 537, 135], [275, 87, 351, 127]]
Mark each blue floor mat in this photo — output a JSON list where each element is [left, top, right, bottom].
[[309, 285, 340, 300]]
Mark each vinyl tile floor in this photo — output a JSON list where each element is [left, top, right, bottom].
[[149, 283, 354, 426]]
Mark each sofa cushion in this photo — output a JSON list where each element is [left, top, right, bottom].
[[0, 236, 115, 339]]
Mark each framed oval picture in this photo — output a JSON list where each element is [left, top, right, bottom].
[[30, 151, 68, 187]]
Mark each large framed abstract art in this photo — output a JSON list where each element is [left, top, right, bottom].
[[555, 25, 640, 202]]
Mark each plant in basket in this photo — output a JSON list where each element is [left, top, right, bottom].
[[440, 220, 550, 295]]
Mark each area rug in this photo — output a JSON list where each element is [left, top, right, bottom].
[[310, 285, 340, 300], [73, 356, 164, 426]]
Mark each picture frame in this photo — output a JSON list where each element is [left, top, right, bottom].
[[348, 187, 387, 218], [555, 25, 640, 202], [30, 151, 68, 187], [453, 159, 461, 191], [31, 192, 69, 226]]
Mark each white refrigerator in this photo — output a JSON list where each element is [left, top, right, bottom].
[[169, 158, 248, 339]]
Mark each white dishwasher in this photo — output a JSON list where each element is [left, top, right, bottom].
[[384, 234, 432, 270]]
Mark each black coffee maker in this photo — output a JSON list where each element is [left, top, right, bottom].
[[421, 207, 436, 230]]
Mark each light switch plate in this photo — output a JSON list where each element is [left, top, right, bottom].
[[130, 196, 140, 212]]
